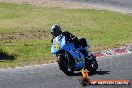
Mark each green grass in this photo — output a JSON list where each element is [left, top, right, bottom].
[[0, 3, 132, 68]]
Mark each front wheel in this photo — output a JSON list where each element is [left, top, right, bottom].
[[57, 56, 74, 76]]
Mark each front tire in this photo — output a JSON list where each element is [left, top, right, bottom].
[[57, 55, 74, 76]]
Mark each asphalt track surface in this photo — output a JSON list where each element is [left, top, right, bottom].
[[0, 53, 131, 88], [64, 0, 132, 13]]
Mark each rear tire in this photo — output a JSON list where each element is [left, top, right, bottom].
[[90, 58, 98, 73], [86, 57, 98, 73]]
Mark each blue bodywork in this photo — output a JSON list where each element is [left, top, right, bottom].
[[51, 34, 93, 70]]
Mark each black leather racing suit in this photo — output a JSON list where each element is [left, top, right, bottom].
[[51, 31, 78, 46]]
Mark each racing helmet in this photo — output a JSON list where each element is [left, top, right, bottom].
[[50, 24, 62, 36]]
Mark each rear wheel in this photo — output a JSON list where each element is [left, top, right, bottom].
[[86, 57, 98, 73], [90, 58, 98, 73]]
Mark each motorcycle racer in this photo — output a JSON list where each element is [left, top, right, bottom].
[[50, 24, 91, 62]]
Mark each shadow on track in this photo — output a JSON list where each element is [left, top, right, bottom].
[[70, 70, 110, 76], [89, 70, 110, 76]]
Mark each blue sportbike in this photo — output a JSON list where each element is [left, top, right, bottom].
[[51, 34, 98, 75]]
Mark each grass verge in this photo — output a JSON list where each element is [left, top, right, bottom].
[[0, 3, 132, 68]]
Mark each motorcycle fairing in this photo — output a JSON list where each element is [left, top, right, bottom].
[[51, 34, 93, 70]]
